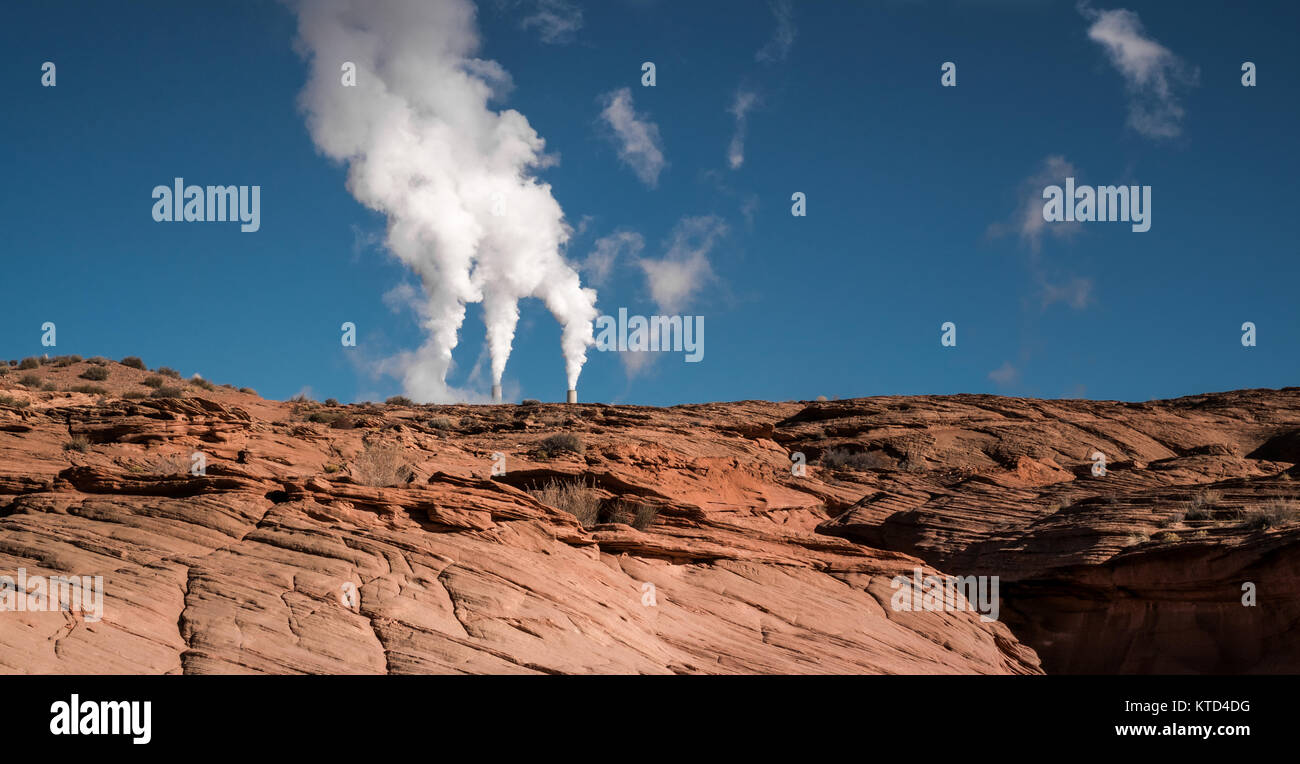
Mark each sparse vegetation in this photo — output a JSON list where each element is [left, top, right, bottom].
[[79, 366, 109, 381], [385, 395, 414, 406], [63, 435, 91, 453], [239, 387, 257, 395], [353, 442, 413, 487], [520, 399, 541, 406], [1183, 490, 1222, 522], [52, 355, 83, 367], [530, 479, 601, 528], [150, 386, 184, 399], [87, 356, 109, 366], [156, 367, 182, 379], [820, 448, 890, 471], [607, 498, 660, 531], [17, 357, 41, 370], [307, 411, 343, 424], [538, 432, 585, 457], [324, 398, 339, 406], [0, 394, 28, 409], [122, 390, 147, 400], [323, 464, 341, 474], [1241, 500, 1300, 530], [19, 373, 42, 387], [142, 376, 164, 388], [191, 377, 216, 391], [1153, 531, 1178, 542], [120, 356, 146, 369], [67, 384, 108, 395], [426, 417, 453, 431]]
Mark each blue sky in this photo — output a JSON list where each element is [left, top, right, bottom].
[[2, 0, 1297, 405]]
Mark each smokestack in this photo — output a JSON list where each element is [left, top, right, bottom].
[[491, 384, 502, 403], [566, 389, 577, 404]]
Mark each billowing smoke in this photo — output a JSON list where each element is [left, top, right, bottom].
[[291, 0, 597, 401]]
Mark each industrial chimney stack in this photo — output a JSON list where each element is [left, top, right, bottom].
[[566, 389, 577, 404]]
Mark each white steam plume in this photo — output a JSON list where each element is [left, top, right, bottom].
[[292, 0, 597, 400]]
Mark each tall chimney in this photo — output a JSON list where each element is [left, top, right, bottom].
[[566, 389, 577, 404], [491, 384, 502, 403]]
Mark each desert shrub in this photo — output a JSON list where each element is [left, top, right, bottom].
[[520, 399, 541, 406], [239, 387, 257, 395], [87, 356, 109, 366], [353, 442, 413, 487], [324, 398, 340, 406], [17, 357, 41, 370], [290, 393, 313, 403], [1241, 500, 1300, 530], [155, 367, 182, 379], [120, 356, 146, 369], [427, 417, 453, 430], [40, 383, 57, 392], [53, 355, 82, 367], [1153, 531, 1179, 542], [530, 479, 601, 528], [19, 373, 42, 387], [385, 395, 414, 406], [1183, 490, 1222, 522], [141, 376, 164, 388], [821, 448, 890, 471], [190, 377, 216, 391], [122, 390, 147, 400], [67, 384, 108, 395], [538, 432, 584, 456], [307, 411, 341, 424], [0, 394, 28, 408], [323, 463, 341, 474], [330, 415, 357, 430], [79, 366, 109, 381], [63, 435, 91, 452], [607, 499, 660, 531], [0, 367, 7, 376], [150, 386, 184, 399]]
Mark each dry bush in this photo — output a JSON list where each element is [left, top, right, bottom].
[[63, 435, 91, 452], [150, 386, 184, 398], [353, 442, 413, 487], [120, 356, 146, 369], [17, 357, 40, 370], [19, 373, 42, 387], [538, 432, 584, 456], [191, 377, 216, 391], [821, 448, 890, 471], [156, 367, 182, 379], [530, 479, 601, 528], [79, 366, 109, 381], [1241, 500, 1300, 530], [385, 395, 414, 406]]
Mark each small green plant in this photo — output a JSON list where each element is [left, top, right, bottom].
[[79, 366, 109, 381], [538, 432, 585, 457], [17, 357, 41, 370], [120, 356, 146, 369], [150, 386, 184, 399], [63, 435, 91, 453], [530, 479, 602, 528]]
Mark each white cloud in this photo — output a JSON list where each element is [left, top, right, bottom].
[[1079, 3, 1197, 139], [520, 0, 583, 44], [638, 216, 727, 313], [598, 88, 666, 187], [988, 362, 1019, 386], [727, 89, 759, 170], [988, 155, 1080, 252], [755, 0, 795, 62], [582, 230, 644, 286], [1041, 276, 1093, 310]]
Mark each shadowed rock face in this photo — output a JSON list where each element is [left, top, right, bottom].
[[1, 359, 1297, 674]]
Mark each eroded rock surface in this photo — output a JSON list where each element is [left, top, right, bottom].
[[2, 359, 1298, 673]]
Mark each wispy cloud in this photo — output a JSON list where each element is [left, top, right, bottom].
[[987, 155, 1080, 252], [582, 230, 644, 286], [988, 362, 1019, 386], [520, 0, 583, 44], [727, 89, 759, 170], [755, 0, 796, 62], [599, 87, 666, 187], [638, 215, 727, 313], [1078, 2, 1198, 139]]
